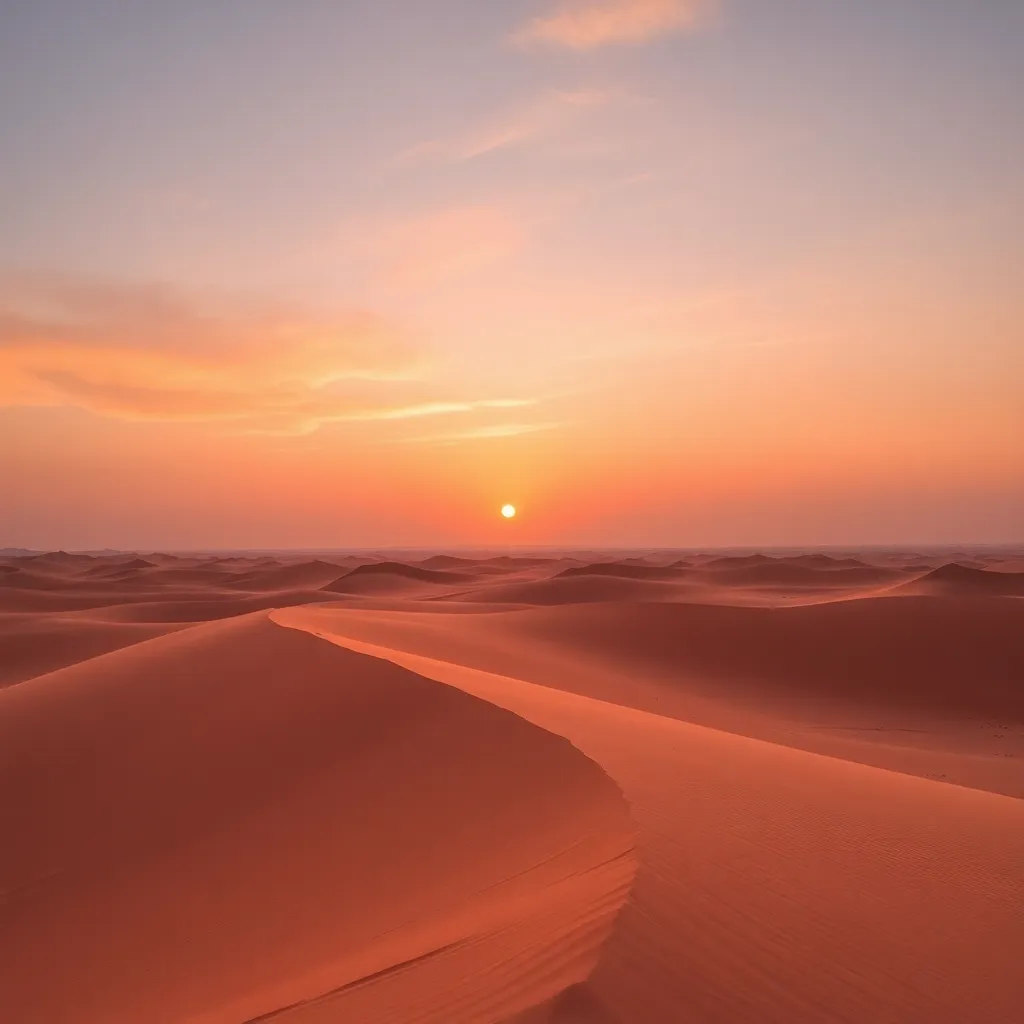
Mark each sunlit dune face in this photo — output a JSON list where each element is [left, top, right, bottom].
[[501, 504, 517, 519]]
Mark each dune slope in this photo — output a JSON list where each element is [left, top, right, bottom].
[[895, 562, 1024, 596], [0, 613, 635, 1024], [279, 606, 1024, 1024], [0, 613, 188, 687]]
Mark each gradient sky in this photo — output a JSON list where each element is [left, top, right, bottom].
[[2, 0, 1022, 549]]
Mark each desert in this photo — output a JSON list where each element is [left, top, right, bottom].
[[3, 547, 1023, 1021], [4, 1, 1023, 1019]]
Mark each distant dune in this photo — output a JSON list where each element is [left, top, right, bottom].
[[322, 561, 474, 594], [484, 555, 564, 569], [451, 573, 687, 605], [226, 559, 345, 591], [81, 557, 157, 577], [776, 553, 871, 570], [555, 561, 690, 581], [417, 554, 483, 569], [704, 561, 900, 588], [0, 566, 86, 591], [700, 553, 777, 569], [896, 562, 1024, 597]]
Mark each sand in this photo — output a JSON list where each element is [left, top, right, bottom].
[[2, 547, 1023, 1022]]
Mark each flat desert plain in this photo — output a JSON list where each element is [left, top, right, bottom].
[[3, 547, 1024, 1023]]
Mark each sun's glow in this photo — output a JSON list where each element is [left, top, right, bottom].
[[501, 504, 516, 518]]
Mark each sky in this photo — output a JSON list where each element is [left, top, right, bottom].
[[1, 0, 1022, 549]]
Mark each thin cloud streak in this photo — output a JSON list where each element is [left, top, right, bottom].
[[392, 89, 612, 167], [376, 205, 526, 287], [515, 0, 711, 50], [403, 421, 564, 445], [0, 276, 542, 435], [344, 398, 538, 421]]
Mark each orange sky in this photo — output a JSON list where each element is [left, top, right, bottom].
[[1, 0, 1022, 548]]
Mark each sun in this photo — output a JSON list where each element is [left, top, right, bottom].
[[500, 504, 516, 519]]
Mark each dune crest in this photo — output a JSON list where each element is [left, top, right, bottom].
[[896, 561, 1024, 596], [280, 606, 1024, 1024], [0, 612, 634, 1023], [5, 546, 1024, 1022], [555, 562, 688, 581], [322, 561, 474, 594]]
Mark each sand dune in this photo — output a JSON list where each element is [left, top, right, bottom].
[[80, 557, 158, 577], [417, 554, 495, 570], [448, 574, 689, 605], [1, 613, 634, 1023], [483, 555, 565, 570], [0, 583, 329, 621], [555, 562, 688, 581], [896, 561, 1024, 596], [76, 590, 331, 623], [0, 613, 188, 687], [323, 561, 475, 594], [143, 565, 245, 584], [777, 553, 872, 569], [225, 559, 346, 591], [278, 606, 1024, 1023], [699, 553, 777, 569], [314, 597, 1024, 721], [4, 546, 1024, 1022], [14, 550, 98, 570], [0, 565, 73, 590], [703, 561, 900, 587]]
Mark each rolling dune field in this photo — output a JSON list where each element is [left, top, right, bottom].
[[2, 548, 1023, 1022]]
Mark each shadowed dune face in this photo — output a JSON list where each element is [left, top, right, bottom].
[[0, 613, 189, 687], [0, 613, 634, 1023], [704, 562, 902, 587], [896, 562, 1024, 596], [279, 594, 1024, 723], [492, 598, 1024, 720], [554, 562, 689, 581], [278, 606, 1024, 1024], [224, 560, 347, 592], [322, 561, 476, 595], [3, 547, 1024, 1022], [446, 574, 692, 605]]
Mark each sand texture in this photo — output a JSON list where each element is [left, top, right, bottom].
[[2, 547, 1023, 1022]]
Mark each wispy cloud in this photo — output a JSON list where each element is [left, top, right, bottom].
[[344, 397, 537, 422], [404, 421, 564, 445], [0, 276, 538, 435], [515, 0, 710, 50], [392, 89, 612, 167], [377, 205, 526, 287]]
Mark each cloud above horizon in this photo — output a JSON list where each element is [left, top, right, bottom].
[[374, 205, 527, 288], [403, 421, 563, 445], [0, 277, 541, 436], [393, 89, 612, 165], [516, 0, 710, 50]]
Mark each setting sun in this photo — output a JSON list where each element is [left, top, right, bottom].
[[501, 504, 516, 519]]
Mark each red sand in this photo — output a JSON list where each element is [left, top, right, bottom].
[[2, 547, 1023, 1021]]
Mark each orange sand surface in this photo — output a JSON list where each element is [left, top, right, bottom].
[[2, 547, 1023, 1022]]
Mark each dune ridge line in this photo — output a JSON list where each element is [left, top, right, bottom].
[[0, 611, 636, 1024]]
